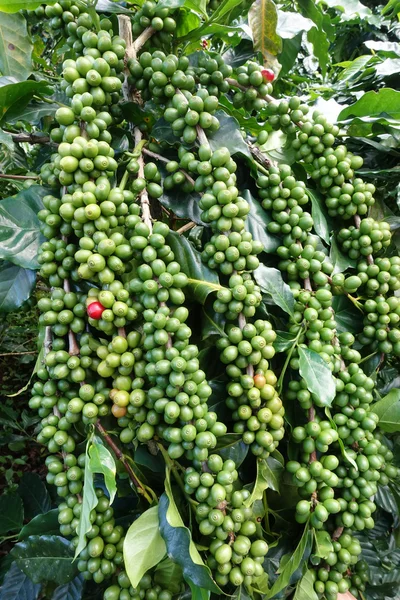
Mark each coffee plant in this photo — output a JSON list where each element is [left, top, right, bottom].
[[1, 1, 400, 600]]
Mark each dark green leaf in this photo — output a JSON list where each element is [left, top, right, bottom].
[[372, 389, 400, 432], [188, 581, 210, 600], [0, 562, 41, 600], [18, 473, 51, 519], [242, 190, 280, 253], [293, 569, 318, 600], [332, 295, 362, 335], [74, 437, 97, 558], [18, 509, 59, 541], [158, 468, 222, 594], [158, 0, 207, 16], [266, 524, 310, 598], [298, 347, 336, 407], [167, 231, 221, 304], [0, 14, 32, 80], [0, 261, 36, 313], [330, 236, 356, 274], [0, 185, 45, 269], [202, 306, 226, 342], [151, 118, 177, 146], [313, 529, 333, 559], [0, 129, 15, 152], [274, 331, 298, 352], [134, 446, 164, 474], [215, 434, 248, 466], [159, 189, 202, 225], [298, 0, 331, 76], [248, 0, 282, 61], [0, 494, 23, 535], [154, 558, 183, 594], [254, 265, 295, 317], [88, 438, 117, 504], [52, 575, 84, 600], [11, 536, 77, 585], [375, 485, 399, 515], [306, 189, 331, 244], [244, 455, 283, 507], [0, 78, 52, 124], [209, 112, 250, 158], [339, 88, 400, 121], [124, 506, 166, 588]]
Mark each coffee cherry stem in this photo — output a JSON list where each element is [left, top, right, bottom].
[[332, 525, 344, 541], [225, 77, 274, 103], [248, 142, 274, 171], [277, 323, 304, 394], [196, 124, 209, 147], [134, 127, 153, 231], [176, 221, 196, 235], [142, 147, 195, 186], [0, 173, 39, 180], [117, 327, 126, 339], [95, 420, 153, 503], [157, 442, 198, 510]]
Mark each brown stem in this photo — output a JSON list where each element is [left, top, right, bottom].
[[0, 350, 38, 357], [0, 173, 39, 180], [68, 331, 80, 356], [5, 131, 52, 145], [196, 125, 209, 147], [303, 277, 312, 291], [44, 326, 52, 357], [176, 221, 196, 235], [248, 142, 274, 169], [142, 147, 195, 185], [134, 128, 153, 231], [63, 278, 71, 293], [117, 327, 126, 338], [332, 526, 344, 541], [95, 421, 153, 502]]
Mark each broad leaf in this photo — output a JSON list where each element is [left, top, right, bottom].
[[124, 506, 166, 588], [0, 185, 45, 269], [188, 581, 210, 600], [0, 77, 52, 123], [244, 455, 283, 507], [74, 437, 98, 558], [274, 331, 298, 352], [313, 529, 333, 559], [88, 438, 117, 504], [0, 562, 41, 600], [242, 190, 280, 254], [154, 558, 183, 594], [298, 0, 331, 76], [298, 347, 336, 407], [158, 468, 222, 593], [215, 434, 248, 466], [0, 14, 32, 80], [18, 509, 59, 541], [277, 10, 313, 38], [159, 189, 203, 226], [248, 0, 282, 62], [307, 189, 331, 244], [332, 295, 362, 334], [17, 473, 51, 519], [11, 536, 77, 585], [167, 231, 221, 303], [52, 575, 84, 600], [339, 88, 400, 121], [266, 524, 310, 598], [0, 261, 36, 313], [0, 494, 23, 535], [293, 569, 318, 600], [372, 389, 400, 432], [209, 112, 251, 157], [330, 236, 356, 275], [254, 265, 295, 317]]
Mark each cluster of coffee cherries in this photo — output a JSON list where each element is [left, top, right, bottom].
[[104, 570, 174, 600], [163, 90, 220, 143], [231, 63, 274, 112], [337, 218, 392, 259], [131, 0, 177, 46]]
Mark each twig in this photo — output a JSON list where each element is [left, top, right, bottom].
[[118, 327, 126, 338], [142, 147, 195, 185], [303, 277, 312, 291], [0, 350, 37, 357], [95, 421, 153, 503], [4, 131, 51, 145], [0, 174, 39, 180], [44, 326, 52, 357], [196, 125, 209, 147], [248, 142, 274, 169], [332, 526, 344, 541], [176, 221, 196, 234], [134, 128, 153, 231]]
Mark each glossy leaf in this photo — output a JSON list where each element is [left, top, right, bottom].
[[167, 231, 220, 303], [332, 295, 362, 334], [88, 438, 117, 504], [254, 265, 295, 317], [298, 0, 331, 76], [74, 437, 97, 558], [293, 569, 318, 600], [298, 347, 336, 407], [0, 562, 41, 600], [17, 473, 51, 519], [277, 10, 313, 38], [242, 190, 280, 254], [244, 455, 283, 507], [154, 558, 183, 594], [18, 509, 59, 541], [339, 88, 400, 121], [330, 236, 356, 275], [209, 112, 250, 157], [274, 331, 298, 352], [0, 14, 32, 80], [124, 506, 166, 588], [313, 529, 333, 559], [215, 434, 248, 466], [0, 493, 23, 535], [158, 468, 222, 593], [188, 580, 210, 600], [159, 188, 202, 225], [266, 524, 310, 598], [372, 389, 400, 432], [307, 189, 331, 244], [52, 575, 84, 600], [248, 0, 282, 61], [0, 261, 36, 313], [11, 536, 77, 585], [0, 185, 45, 269]]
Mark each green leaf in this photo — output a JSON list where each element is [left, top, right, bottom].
[[244, 455, 283, 507], [88, 438, 117, 504], [158, 0, 207, 16], [18, 473, 51, 519], [159, 188, 202, 225], [7, 324, 45, 397], [324, 407, 358, 470], [298, 0, 331, 76], [0, 261, 36, 313], [242, 190, 280, 254], [274, 331, 298, 352], [11, 536, 77, 585], [96, 0, 131, 14], [52, 575, 84, 600], [313, 529, 333, 559], [215, 434, 248, 466], [209, 112, 250, 158], [0, 562, 41, 600], [0, 129, 15, 152], [372, 389, 400, 432], [0, 77, 52, 123], [18, 509, 59, 541], [0, 185, 46, 269], [248, 0, 282, 61], [298, 347, 336, 407], [306, 189, 331, 244], [339, 88, 400, 121], [154, 557, 183, 594], [266, 524, 310, 599], [293, 569, 318, 600], [74, 437, 98, 558], [329, 236, 356, 275], [202, 306, 226, 342], [254, 265, 295, 317], [158, 468, 222, 594], [0, 14, 32, 80], [277, 10, 313, 38], [0, 494, 23, 535], [332, 295, 362, 335], [188, 580, 210, 600], [167, 231, 221, 303], [124, 505, 166, 588]]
